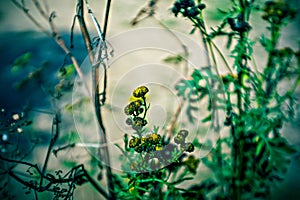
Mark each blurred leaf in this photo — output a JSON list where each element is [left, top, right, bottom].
[[65, 97, 90, 111], [13, 66, 44, 90], [57, 64, 76, 79], [63, 160, 78, 168], [163, 54, 184, 65], [202, 115, 211, 123], [11, 52, 32, 73], [58, 131, 80, 144], [269, 137, 297, 155], [183, 179, 217, 199], [255, 140, 265, 157]]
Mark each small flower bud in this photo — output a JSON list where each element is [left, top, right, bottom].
[[178, 129, 189, 138], [197, 3, 206, 10], [188, 7, 199, 18], [174, 134, 185, 145], [133, 117, 147, 128], [124, 104, 134, 115], [125, 118, 133, 125], [182, 142, 195, 152]]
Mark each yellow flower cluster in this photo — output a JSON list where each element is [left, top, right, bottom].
[[128, 133, 162, 153]]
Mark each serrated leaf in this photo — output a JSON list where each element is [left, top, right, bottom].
[[186, 104, 198, 123]]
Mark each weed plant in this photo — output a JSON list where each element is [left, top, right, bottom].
[[0, 0, 299, 199]]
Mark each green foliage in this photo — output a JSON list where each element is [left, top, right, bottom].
[[171, 0, 299, 199]]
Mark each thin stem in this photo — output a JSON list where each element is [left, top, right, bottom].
[[34, 189, 38, 200], [103, 0, 112, 39], [288, 74, 300, 95], [40, 113, 60, 187], [10, 0, 51, 37], [32, 0, 48, 20], [52, 143, 76, 157], [264, 24, 280, 98], [77, 0, 94, 62], [88, 2, 114, 197], [142, 96, 148, 120], [233, 2, 251, 199], [210, 41, 233, 74], [207, 40, 221, 77], [83, 169, 109, 199], [92, 45, 115, 198], [189, 17, 211, 67], [166, 99, 184, 139]]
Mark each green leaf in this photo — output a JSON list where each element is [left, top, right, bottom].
[[255, 140, 265, 157], [202, 115, 211, 123], [190, 27, 197, 34], [57, 64, 76, 78]]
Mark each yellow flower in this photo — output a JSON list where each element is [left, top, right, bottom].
[[132, 99, 142, 107], [148, 133, 161, 144], [141, 137, 147, 144], [133, 86, 149, 98], [129, 187, 135, 193], [155, 144, 163, 151]]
